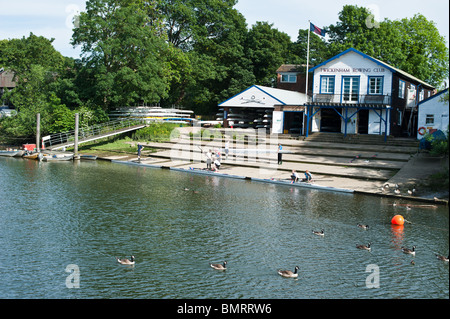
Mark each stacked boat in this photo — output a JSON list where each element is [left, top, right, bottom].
[[109, 106, 195, 124], [216, 108, 273, 130]]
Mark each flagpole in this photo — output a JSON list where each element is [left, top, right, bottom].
[[304, 20, 311, 137], [305, 20, 311, 97]]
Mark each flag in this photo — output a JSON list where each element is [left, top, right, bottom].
[[310, 22, 326, 37]]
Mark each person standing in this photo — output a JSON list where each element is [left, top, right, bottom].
[[205, 149, 212, 170], [224, 139, 230, 160], [137, 143, 144, 162], [277, 143, 283, 165]]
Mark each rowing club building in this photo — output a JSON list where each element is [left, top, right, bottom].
[[218, 48, 436, 139]]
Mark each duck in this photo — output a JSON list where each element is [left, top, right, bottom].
[[116, 255, 135, 265], [402, 246, 416, 255], [312, 229, 324, 236], [357, 224, 369, 230], [394, 187, 401, 195], [210, 261, 227, 270], [435, 254, 449, 262], [277, 266, 299, 278], [356, 243, 371, 251], [407, 186, 416, 196]]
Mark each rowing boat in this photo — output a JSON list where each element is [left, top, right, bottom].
[[251, 177, 354, 193], [42, 153, 74, 161]]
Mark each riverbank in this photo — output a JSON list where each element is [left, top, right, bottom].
[[77, 128, 449, 205]]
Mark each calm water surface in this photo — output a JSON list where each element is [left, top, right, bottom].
[[0, 157, 448, 298]]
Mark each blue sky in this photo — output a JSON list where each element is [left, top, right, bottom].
[[0, 0, 448, 59]]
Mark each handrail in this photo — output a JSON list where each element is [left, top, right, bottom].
[[311, 94, 391, 105], [43, 118, 145, 149]]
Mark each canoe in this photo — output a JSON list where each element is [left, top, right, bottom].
[[0, 150, 19, 157], [80, 154, 98, 160]]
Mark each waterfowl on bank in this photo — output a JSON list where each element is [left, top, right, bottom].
[[394, 188, 401, 195], [402, 246, 416, 255], [357, 224, 369, 230], [435, 254, 449, 262], [210, 261, 227, 270], [116, 256, 135, 265], [277, 266, 299, 278], [356, 243, 371, 251], [407, 186, 416, 196], [312, 229, 324, 236]]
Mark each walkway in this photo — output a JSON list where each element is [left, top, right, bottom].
[[92, 127, 448, 204]]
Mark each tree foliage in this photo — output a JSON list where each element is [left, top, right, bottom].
[[1, 3, 449, 140]]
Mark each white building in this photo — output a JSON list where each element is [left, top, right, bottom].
[[218, 85, 308, 133], [417, 88, 449, 139]]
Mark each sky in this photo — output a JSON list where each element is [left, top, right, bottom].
[[0, 0, 448, 59]]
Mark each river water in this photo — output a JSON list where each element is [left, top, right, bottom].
[[0, 157, 448, 299]]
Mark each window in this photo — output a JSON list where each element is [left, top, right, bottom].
[[281, 74, 297, 83], [368, 77, 383, 95], [398, 80, 406, 99], [342, 76, 360, 102], [320, 76, 335, 94], [419, 90, 424, 102], [425, 114, 434, 125]]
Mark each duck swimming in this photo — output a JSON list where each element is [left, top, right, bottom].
[[356, 243, 371, 251], [402, 246, 416, 256], [210, 261, 227, 270], [312, 229, 324, 236], [277, 266, 299, 278], [357, 224, 369, 230], [116, 256, 135, 265]]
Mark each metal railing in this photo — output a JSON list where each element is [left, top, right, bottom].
[[311, 94, 391, 105], [43, 118, 145, 149]]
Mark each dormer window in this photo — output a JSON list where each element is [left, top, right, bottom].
[[281, 73, 297, 83]]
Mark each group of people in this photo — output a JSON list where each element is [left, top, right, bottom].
[[205, 149, 222, 171], [290, 169, 313, 183]]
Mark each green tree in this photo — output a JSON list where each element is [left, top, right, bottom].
[[326, 5, 449, 87], [71, 0, 172, 110], [245, 22, 292, 87]]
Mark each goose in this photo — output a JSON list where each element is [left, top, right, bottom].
[[402, 246, 416, 255], [312, 229, 324, 236], [435, 254, 449, 262], [116, 255, 135, 265], [357, 224, 369, 230], [356, 243, 371, 251], [277, 266, 299, 278], [407, 186, 416, 196], [210, 261, 227, 270]]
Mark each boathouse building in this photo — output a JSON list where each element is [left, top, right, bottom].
[[305, 48, 435, 139], [218, 48, 436, 139]]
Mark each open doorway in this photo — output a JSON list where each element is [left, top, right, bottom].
[[358, 109, 369, 134], [283, 111, 303, 135], [320, 108, 342, 133]]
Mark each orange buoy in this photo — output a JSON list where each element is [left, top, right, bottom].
[[391, 214, 405, 226]]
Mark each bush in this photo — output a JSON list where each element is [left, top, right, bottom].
[[132, 122, 183, 142]]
